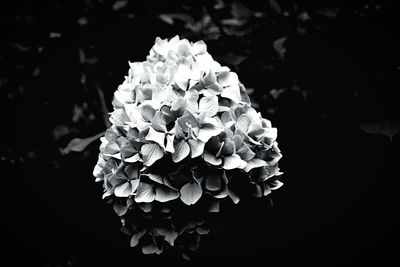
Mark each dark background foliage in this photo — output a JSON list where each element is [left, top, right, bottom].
[[1, 0, 399, 266]]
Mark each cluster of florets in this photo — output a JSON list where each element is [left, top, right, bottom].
[[93, 36, 283, 256]]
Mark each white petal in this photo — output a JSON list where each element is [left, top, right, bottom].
[[153, 37, 169, 57], [130, 230, 146, 247], [165, 134, 175, 153], [199, 95, 218, 117], [124, 153, 141, 163], [195, 53, 214, 70], [264, 127, 278, 144], [197, 126, 222, 143], [203, 152, 222, 166], [227, 188, 240, 204], [236, 114, 251, 133], [155, 187, 180, 202], [142, 243, 158, 255], [243, 158, 267, 172], [114, 182, 133, 197], [218, 71, 239, 87], [180, 182, 202, 205], [188, 139, 205, 158], [221, 83, 241, 103], [141, 143, 164, 166], [222, 154, 247, 170], [270, 180, 284, 190], [135, 182, 156, 203], [191, 40, 207, 55], [147, 173, 163, 184], [205, 175, 221, 191], [172, 140, 190, 163], [146, 127, 166, 149], [185, 89, 199, 113]]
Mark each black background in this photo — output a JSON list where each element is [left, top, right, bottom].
[[2, 0, 399, 266]]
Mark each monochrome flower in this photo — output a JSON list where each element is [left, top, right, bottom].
[[93, 35, 283, 258]]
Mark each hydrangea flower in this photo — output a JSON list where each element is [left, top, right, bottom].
[[93, 36, 283, 258]]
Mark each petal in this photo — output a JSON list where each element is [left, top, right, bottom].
[[155, 227, 178, 246], [110, 108, 130, 126], [207, 200, 220, 213], [185, 89, 199, 113], [263, 127, 278, 144], [236, 142, 255, 161], [177, 43, 191, 57], [108, 172, 127, 187], [199, 95, 218, 117], [124, 163, 140, 179], [153, 37, 169, 57], [206, 83, 223, 95], [251, 184, 263, 197], [243, 158, 267, 172], [221, 111, 233, 125], [141, 104, 156, 121], [218, 71, 239, 86], [103, 142, 120, 155], [138, 203, 153, 212], [205, 174, 221, 191], [270, 180, 284, 190], [172, 140, 190, 163], [152, 84, 169, 105], [124, 153, 141, 163], [192, 40, 207, 55], [227, 187, 240, 204], [175, 64, 191, 89], [188, 139, 205, 158], [180, 182, 202, 205], [201, 71, 215, 85], [142, 242, 158, 255], [221, 83, 241, 103], [195, 53, 214, 71], [165, 134, 175, 153], [220, 138, 235, 156], [222, 154, 247, 170], [141, 143, 164, 166], [147, 173, 163, 184], [130, 230, 146, 247], [135, 182, 156, 203], [178, 112, 199, 130], [197, 125, 222, 142], [113, 201, 128, 216], [236, 114, 251, 133], [155, 186, 180, 202], [151, 111, 167, 132], [114, 182, 133, 197], [203, 152, 222, 166], [146, 127, 166, 149], [262, 183, 272, 196], [120, 145, 137, 159], [105, 129, 118, 142], [239, 84, 251, 104], [171, 97, 186, 116]]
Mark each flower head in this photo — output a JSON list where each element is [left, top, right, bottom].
[[93, 36, 283, 257]]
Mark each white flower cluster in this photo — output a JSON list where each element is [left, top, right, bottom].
[[93, 36, 283, 255]]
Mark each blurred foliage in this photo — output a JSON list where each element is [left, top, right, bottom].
[[1, 0, 399, 166], [0, 1, 397, 168]]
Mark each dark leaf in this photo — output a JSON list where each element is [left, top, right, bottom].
[[360, 122, 400, 141], [269, 0, 282, 14], [61, 132, 104, 154], [112, 0, 128, 11], [273, 37, 287, 60]]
